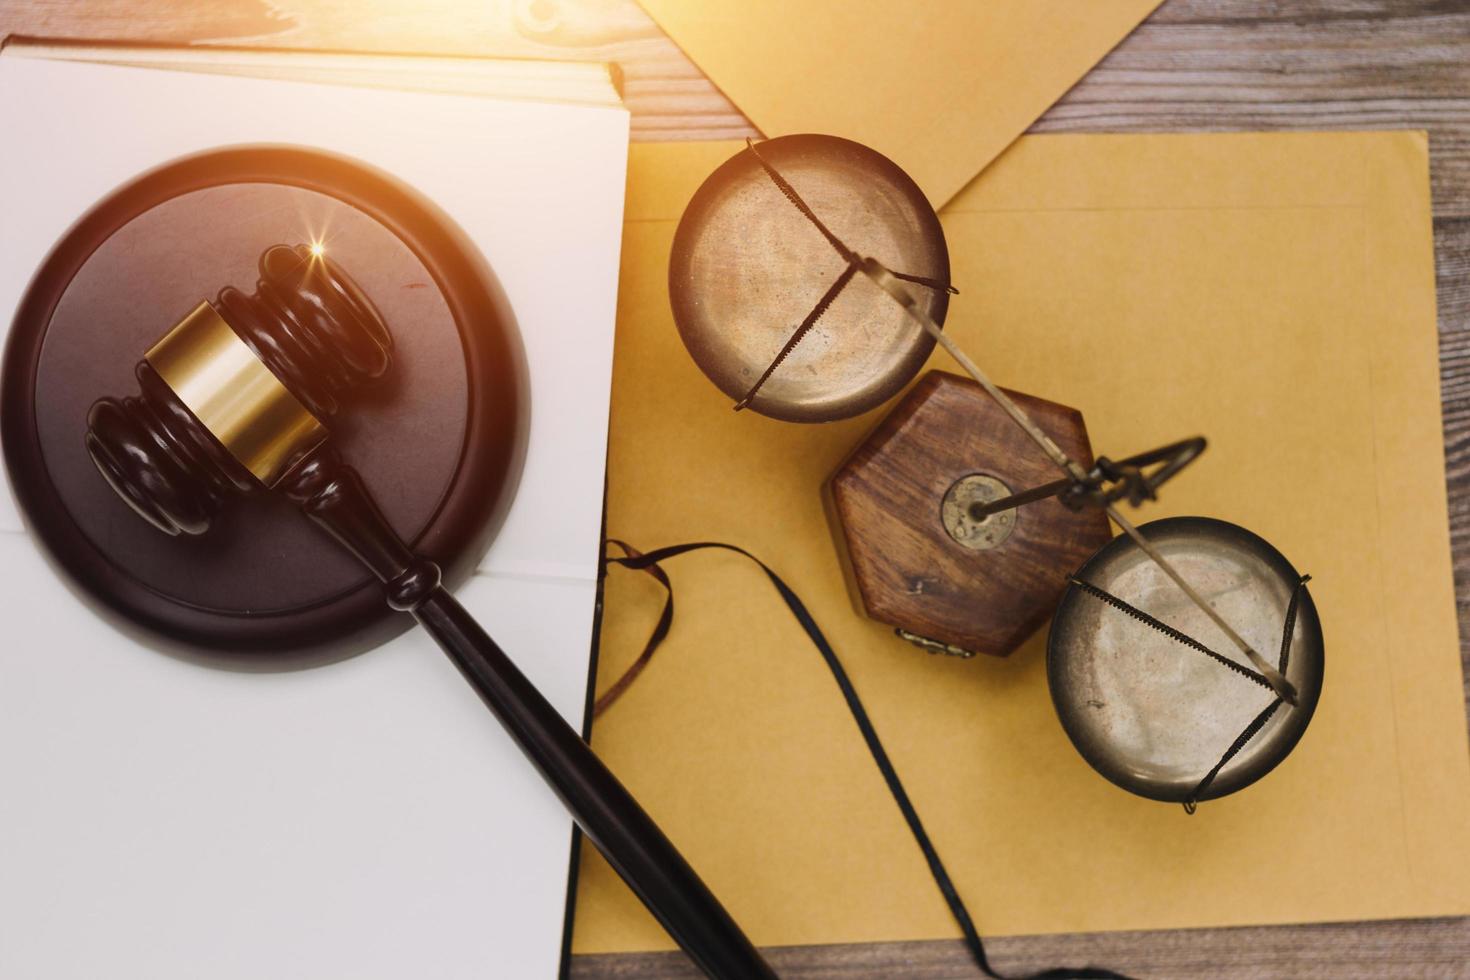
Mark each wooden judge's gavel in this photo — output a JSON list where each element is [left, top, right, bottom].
[[84, 244, 774, 980]]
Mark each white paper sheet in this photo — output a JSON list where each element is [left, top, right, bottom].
[[0, 55, 628, 979]]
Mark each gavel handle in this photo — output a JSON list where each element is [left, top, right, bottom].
[[282, 449, 774, 980]]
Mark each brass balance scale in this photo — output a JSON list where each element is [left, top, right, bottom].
[[669, 134, 1323, 811]]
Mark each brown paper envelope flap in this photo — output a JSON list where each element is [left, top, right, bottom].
[[637, 0, 1163, 207]]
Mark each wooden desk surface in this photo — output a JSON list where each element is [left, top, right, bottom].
[[3, 1, 1466, 976]]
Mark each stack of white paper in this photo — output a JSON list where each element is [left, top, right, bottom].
[[0, 53, 628, 979]]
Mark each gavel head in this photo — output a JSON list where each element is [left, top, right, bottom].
[[85, 244, 392, 537]]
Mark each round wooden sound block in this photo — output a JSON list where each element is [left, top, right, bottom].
[[0, 148, 526, 663], [828, 371, 1112, 657]]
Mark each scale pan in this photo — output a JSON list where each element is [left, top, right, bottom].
[[669, 134, 949, 422], [1048, 517, 1323, 804]]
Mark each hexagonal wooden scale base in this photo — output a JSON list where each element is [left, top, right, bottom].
[[828, 371, 1111, 657]]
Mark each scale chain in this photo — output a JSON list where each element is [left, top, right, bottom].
[[1066, 578, 1275, 692]]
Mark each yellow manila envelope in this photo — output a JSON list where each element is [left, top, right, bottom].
[[635, 0, 1162, 207], [573, 132, 1470, 952]]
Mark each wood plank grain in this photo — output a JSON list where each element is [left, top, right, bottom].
[[6, 0, 1464, 203], [1042, 0, 1470, 220], [2, 0, 1467, 977], [0, 0, 758, 140], [570, 917, 1470, 979]]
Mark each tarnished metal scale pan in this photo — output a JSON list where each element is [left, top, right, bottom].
[[669, 133, 950, 422]]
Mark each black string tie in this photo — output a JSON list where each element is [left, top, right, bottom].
[[599, 540, 1135, 980]]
